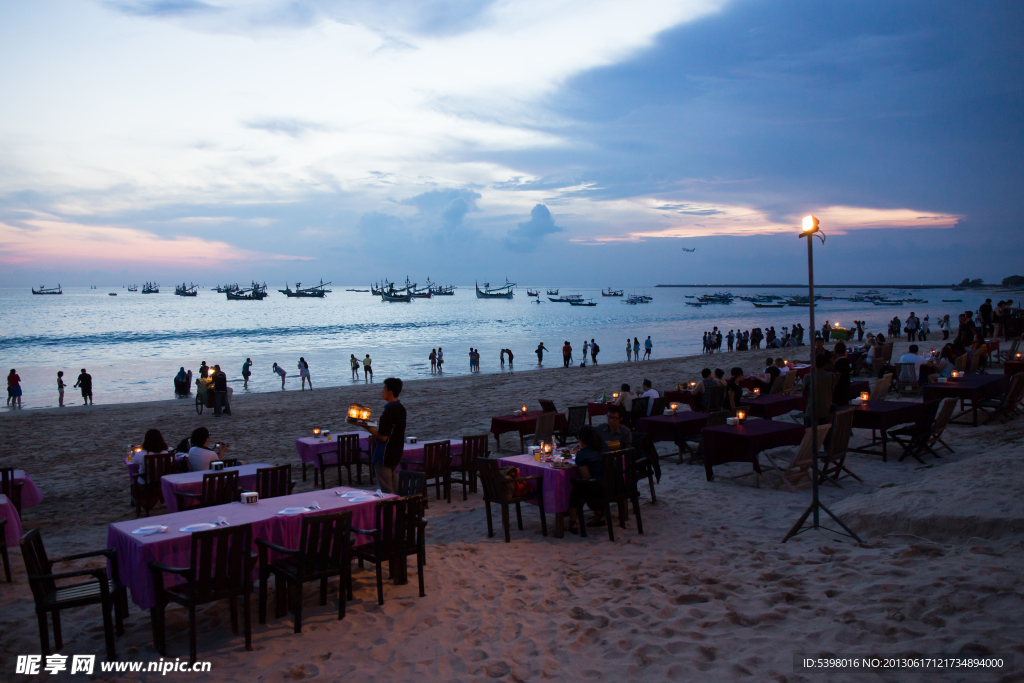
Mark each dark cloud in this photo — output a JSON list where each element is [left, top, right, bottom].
[[504, 204, 561, 253], [244, 117, 330, 138]]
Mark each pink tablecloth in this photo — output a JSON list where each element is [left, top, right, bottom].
[[295, 431, 371, 466], [107, 488, 392, 609], [496, 454, 578, 514], [1, 494, 22, 546], [161, 464, 271, 513], [12, 471, 43, 509]]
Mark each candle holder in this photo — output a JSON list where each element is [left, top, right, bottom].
[[612, 392, 619, 399], [859, 391, 870, 402], [735, 410, 746, 423], [669, 402, 678, 414], [543, 442, 552, 455], [688, 381, 697, 388], [521, 404, 529, 414], [752, 387, 760, 396], [313, 427, 321, 437], [347, 404, 372, 424], [1017, 352, 1022, 359]]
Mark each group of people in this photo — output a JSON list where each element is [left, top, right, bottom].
[[560, 338, 612, 367], [704, 324, 809, 353], [6, 368, 92, 409], [625, 337, 653, 361], [428, 348, 444, 373], [498, 348, 514, 369]]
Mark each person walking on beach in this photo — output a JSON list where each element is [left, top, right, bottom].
[[74, 368, 93, 405], [350, 354, 360, 381], [920, 316, 930, 342], [536, 342, 548, 364], [242, 358, 252, 388], [199, 361, 209, 379], [562, 341, 572, 368], [727, 330, 735, 352], [298, 357, 312, 390], [364, 377, 406, 494], [363, 354, 373, 382], [272, 362, 286, 389], [633, 337, 641, 360], [57, 370, 65, 407], [626, 338, 632, 361], [644, 336, 653, 360], [213, 364, 231, 416], [905, 312, 919, 342], [590, 339, 599, 365], [429, 349, 437, 373], [581, 340, 589, 366], [940, 315, 951, 340], [7, 369, 22, 408]]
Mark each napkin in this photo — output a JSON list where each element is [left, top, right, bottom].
[[215, 516, 229, 527], [307, 501, 321, 510]]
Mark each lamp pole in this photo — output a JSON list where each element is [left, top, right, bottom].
[[783, 215, 862, 544]]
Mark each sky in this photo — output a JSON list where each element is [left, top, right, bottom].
[[0, 0, 1021, 287]]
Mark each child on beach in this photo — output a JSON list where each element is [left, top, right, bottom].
[[57, 371, 65, 407], [272, 362, 286, 389], [7, 369, 22, 408], [633, 337, 640, 360], [363, 354, 373, 382], [626, 338, 632, 361]]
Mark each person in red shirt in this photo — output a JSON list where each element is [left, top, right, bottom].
[[7, 369, 22, 408]]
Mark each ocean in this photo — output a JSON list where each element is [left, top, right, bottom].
[[0, 285, 995, 408]]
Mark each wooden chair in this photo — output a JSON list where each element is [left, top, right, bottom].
[[477, 459, 547, 542], [0, 518, 9, 582], [556, 406, 588, 447], [398, 470, 427, 504], [882, 342, 894, 363], [133, 453, 178, 517], [631, 433, 658, 503], [0, 468, 23, 516], [220, 458, 239, 468], [573, 449, 643, 542], [977, 373, 1024, 423], [705, 386, 725, 413], [869, 373, 892, 401], [888, 399, 943, 464], [781, 371, 798, 395], [538, 399, 557, 413], [685, 410, 730, 465], [352, 496, 427, 605], [423, 440, 452, 503], [760, 425, 831, 491], [819, 409, 860, 485], [255, 465, 294, 499], [20, 529, 128, 661], [528, 411, 557, 450], [451, 435, 487, 500], [768, 375, 785, 394], [968, 351, 983, 374], [954, 354, 967, 373], [174, 470, 239, 511], [150, 524, 254, 664], [648, 397, 668, 417], [257, 511, 352, 633], [625, 396, 649, 431], [997, 337, 1021, 363], [927, 398, 958, 453], [316, 434, 361, 489], [895, 362, 920, 396]]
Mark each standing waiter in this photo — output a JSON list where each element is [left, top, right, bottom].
[[364, 377, 407, 494]]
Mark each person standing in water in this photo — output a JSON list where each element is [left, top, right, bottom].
[[633, 337, 641, 360], [363, 354, 373, 382], [74, 368, 93, 405], [272, 362, 286, 389], [350, 354, 360, 381], [429, 349, 437, 373], [590, 339, 599, 365], [57, 370, 65, 407], [644, 336, 653, 360], [242, 358, 252, 388], [7, 369, 22, 408], [581, 340, 589, 366], [437, 347, 444, 372], [506, 347, 514, 369], [535, 342, 548, 364], [626, 338, 632, 361], [298, 357, 312, 390], [500, 349, 506, 367]]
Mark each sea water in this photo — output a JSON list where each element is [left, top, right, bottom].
[[0, 286, 995, 407]]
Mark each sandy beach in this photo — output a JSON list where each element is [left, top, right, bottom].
[[2, 344, 1022, 682]]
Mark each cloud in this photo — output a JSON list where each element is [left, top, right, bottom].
[[244, 117, 331, 138], [504, 204, 560, 252], [108, 1, 222, 18]]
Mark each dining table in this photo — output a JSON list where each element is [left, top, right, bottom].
[[496, 453, 578, 538], [701, 420, 806, 482], [1, 494, 22, 547], [107, 488, 394, 610], [1004, 360, 1024, 375], [294, 431, 371, 481], [638, 412, 709, 454], [586, 401, 614, 424], [398, 440, 464, 469], [490, 411, 568, 451], [8, 470, 44, 509], [739, 394, 807, 420], [922, 373, 1011, 427], [161, 464, 271, 513], [846, 400, 924, 460]]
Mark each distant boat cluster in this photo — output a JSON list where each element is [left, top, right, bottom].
[[682, 289, 931, 308]]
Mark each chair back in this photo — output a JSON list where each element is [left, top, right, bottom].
[[143, 453, 178, 486], [882, 342, 894, 362], [334, 433, 361, 466], [256, 464, 292, 499], [706, 386, 725, 412], [295, 511, 352, 577], [783, 425, 832, 487], [19, 528, 55, 599], [375, 496, 425, 559], [706, 410, 731, 428], [968, 351, 982, 373], [538, 399, 557, 413], [954, 354, 967, 372], [476, 459, 508, 504], [599, 449, 635, 501], [189, 523, 253, 601], [828, 408, 855, 458], [769, 375, 785, 394], [628, 396, 649, 425], [649, 397, 667, 417], [0, 468, 23, 513], [870, 374, 891, 401], [532, 412, 556, 446], [460, 434, 489, 472], [929, 398, 957, 441], [782, 371, 798, 395], [564, 406, 588, 439], [200, 470, 240, 507], [911, 399, 943, 437], [398, 470, 426, 501], [896, 362, 917, 384], [423, 440, 452, 476]]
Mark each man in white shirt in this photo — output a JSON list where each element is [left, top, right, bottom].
[[775, 358, 789, 375], [897, 344, 931, 383], [186, 426, 230, 471], [640, 379, 659, 416]]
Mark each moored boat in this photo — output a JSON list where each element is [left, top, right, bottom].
[[602, 288, 624, 297], [31, 284, 62, 295], [226, 282, 268, 300], [142, 282, 160, 294], [280, 280, 331, 298], [476, 279, 515, 299], [174, 282, 198, 296]]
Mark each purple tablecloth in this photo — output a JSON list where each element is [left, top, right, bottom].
[[107, 487, 393, 609], [701, 421, 805, 481], [12, 471, 43, 509], [739, 394, 807, 419], [0, 494, 22, 546], [922, 374, 1010, 427], [295, 431, 370, 466], [496, 454, 578, 514], [399, 440, 464, 469], [161, 464, 270, 513], [638, 412, 709, 447]]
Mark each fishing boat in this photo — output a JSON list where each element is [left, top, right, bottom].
[[430, 284, 456, 296], [527, 289, 540, 297], [405, 278, 432, 298], [127, 284, 137, 292], [476, 279, 515, 299], [280, 281, 331, 298], [370, 280, 394, 296], [549, 294, 584, 303], [381, 287, 412, 302], [142, 282, 160, 294], [602, 288, 624, 297], [346, 289, 369, 292], [175, 282, 198, 297], [214, 284, 239, 294], [546, 289, 558, 295], [942, 299, 963, 302], [31, 284, 62, 295], [872, 300, 903, 306], [626, 295, 651, 304], [684, 301, 705, 307], [684, 295, 695, 298], [569, 298, 597, 306], [226, 282, 268, 300], [108, 292, 117, 296], [753, 303, 785, 308]]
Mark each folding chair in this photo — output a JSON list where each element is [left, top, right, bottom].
[[888, 399, 942, 464], [895, 362, 920, 397], [759, 425, 830, 491], [819, 409, 860, 485], [926, 398, 958, 453], [869, 373, 892, 401]]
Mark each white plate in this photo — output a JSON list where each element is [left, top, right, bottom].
[[179, 523, 217, 533], [132, 525, 167, 536], [278, 507, 308, 515]]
